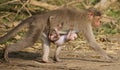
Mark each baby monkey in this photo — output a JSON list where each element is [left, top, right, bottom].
[[48, 18, 77, 45], [49, 28, 78, 45], [48, 27, 77, 61], [48, 16, 77, 61], [48, 23, 63, 42]]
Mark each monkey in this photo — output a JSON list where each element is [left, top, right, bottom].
[[48, 16, 64, 42], [48, 29, 60, 42], [66, 30, 77, 41], [48, 16, 78, 62], [48, 30, 78, 62], [48, 23, 64, 42], [48, 16, 77, 43], [0, 8, 113, 63], [49, 29, 78, 45], [48, 15, 77, 42]]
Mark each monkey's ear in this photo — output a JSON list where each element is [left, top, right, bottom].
[[88, 7, 101, 16]]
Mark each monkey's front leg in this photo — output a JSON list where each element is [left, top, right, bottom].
[[83, 24, 113, 62], [54, 45, 65, 62], [41, 33, 50, 63]]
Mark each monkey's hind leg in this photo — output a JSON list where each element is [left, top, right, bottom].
[[3, 29, 40, 62], [3, 38, 34, 62]]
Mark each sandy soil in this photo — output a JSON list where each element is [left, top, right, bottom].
[[0, 48, 120, 70]]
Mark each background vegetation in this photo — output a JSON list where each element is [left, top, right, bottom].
[[0, 0, 120, 50]]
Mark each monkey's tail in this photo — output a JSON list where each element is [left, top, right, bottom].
[[0, 19, 30, 43]]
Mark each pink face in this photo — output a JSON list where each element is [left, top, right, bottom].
[[88, 12, 101, 27], [69, 33, 77, 40], [93, 16, 101, 27], [49, 31, 59, 41]]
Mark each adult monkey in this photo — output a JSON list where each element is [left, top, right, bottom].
[[0, 8, 113, 62]]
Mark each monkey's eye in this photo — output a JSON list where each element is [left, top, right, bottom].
[[96, 16, 101, 19], [94, 16, 101, 21]]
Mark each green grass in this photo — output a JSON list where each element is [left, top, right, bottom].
[[106, 9, 120, 18]]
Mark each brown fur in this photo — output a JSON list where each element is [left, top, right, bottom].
[[0, 8, 112, 62]]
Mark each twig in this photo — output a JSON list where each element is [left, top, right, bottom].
[[29, 0, 59, 10], [63, 0, 83, 7], [21, 0, 32, 16], [101, 15, 118, 23], [24, 4, 32, 16], [16, 0, 32, 17], [0, 0, 85, 11], [94, 0, 117, 10], [0, 13, 11, 19], [0, 0, 19, 6]]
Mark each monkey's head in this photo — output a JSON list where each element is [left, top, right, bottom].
[[88, 8, 101, 27]]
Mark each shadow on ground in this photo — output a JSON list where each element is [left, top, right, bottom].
[[0, 49, 42, 61]]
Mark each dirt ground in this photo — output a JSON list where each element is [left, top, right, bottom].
[[0, 34, 120, 70], [0, 48, 120, 70]]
